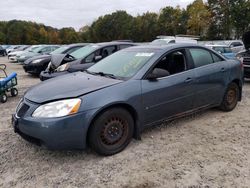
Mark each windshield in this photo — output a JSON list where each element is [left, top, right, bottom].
[[25, 46, 38, 52], [70, 44, 99, 59], [32, 46, 45, 53], [50, 46, 68, 54], [87, 50, 154, 79]]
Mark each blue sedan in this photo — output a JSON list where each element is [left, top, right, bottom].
[[13, 44, 243, 155]]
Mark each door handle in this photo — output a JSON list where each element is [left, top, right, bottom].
[[220, 68, 226, 72], [185, 78, 193, 83]]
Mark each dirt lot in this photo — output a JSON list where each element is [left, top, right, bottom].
[[0, 56, 250, 188]]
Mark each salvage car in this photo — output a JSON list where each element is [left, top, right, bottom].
[[12, 44, 243, 156], [237, 31, 250, 78], [23, 44, 87, 76], [16, 45, 60, 63], [40, 42, 135, 81]]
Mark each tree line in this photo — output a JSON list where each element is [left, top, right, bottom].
[[0, 0, 249, 45]]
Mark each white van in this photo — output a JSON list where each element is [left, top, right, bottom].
[[151, 35, 198, 45]]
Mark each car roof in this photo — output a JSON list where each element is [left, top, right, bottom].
[[67, 43, 90, 47], [206, 44, 229, 47], [123, 43, 206, 52], [95, 41, 135, 47]]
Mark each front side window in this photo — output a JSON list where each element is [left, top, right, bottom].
[[151, 50, 187, 77], [85, 49, 101, 63], [189, 48, 214, 68], [101, 46, 117, 58]]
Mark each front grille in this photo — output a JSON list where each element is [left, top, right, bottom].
[[243, 57, 250, 65], [17, 103, 30, 117]]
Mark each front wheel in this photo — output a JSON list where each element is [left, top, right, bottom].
[[220, 82, 239, 112], [88, 108, 134, 156]]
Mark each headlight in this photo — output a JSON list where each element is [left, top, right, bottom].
[[32, 59, 42, 64], [32, 98, 81, 118], [56, 63, 69, 72]]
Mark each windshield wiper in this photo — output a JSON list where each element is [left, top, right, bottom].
[[84, 70, 119, 80], [96, 72, 118, 79]]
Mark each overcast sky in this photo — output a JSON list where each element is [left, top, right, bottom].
[[0, 0, 194, 31]]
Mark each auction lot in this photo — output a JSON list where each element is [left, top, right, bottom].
[[0, 56, 250, 187]]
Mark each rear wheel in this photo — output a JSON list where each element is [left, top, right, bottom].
[[0, 93, 7, 103], [11, 88, 18, 97], [220, 82, 239, 111], [88, 108, 134, 156]]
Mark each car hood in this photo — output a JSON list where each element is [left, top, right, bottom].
[[24, 54, 51, 64], [9, 51, 24, 56], [18, 51, 39, 57], [25, 72, 123, 103], [243, 31, 250, 50]]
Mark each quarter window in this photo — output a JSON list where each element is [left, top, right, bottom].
[[190, 48, 214, 68]]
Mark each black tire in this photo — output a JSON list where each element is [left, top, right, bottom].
[[11, 88, 18, 97], [0, 93, 7, 103], [88, 108, 134, 156], [220, 82, 239, 112]]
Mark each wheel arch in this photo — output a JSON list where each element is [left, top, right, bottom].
[[86, 103, 141, 146], [231, 78, 242, 101]]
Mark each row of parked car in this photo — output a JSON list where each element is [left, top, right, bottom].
[[4, 31, 250, 155], [1, 35, 248, 81]]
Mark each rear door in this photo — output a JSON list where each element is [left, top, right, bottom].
[[189, 48, 230, 108]]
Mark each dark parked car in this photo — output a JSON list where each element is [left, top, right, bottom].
[[12, 44, 243, 155], [23, 44, 87, 76], [40, 42, 135, 81], [237, 31, 250, 78], [0, 46, 7, 56], [16, 45, 60, 63]]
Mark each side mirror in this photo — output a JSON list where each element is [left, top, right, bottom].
[[94, 55, 102, 62], [147, 68, 170, 80]]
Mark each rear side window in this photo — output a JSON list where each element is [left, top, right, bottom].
[[189, 48, 214, 68], [211, 53, 224, 63]]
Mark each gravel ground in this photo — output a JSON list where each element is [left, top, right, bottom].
[[0, 56, 250, 188]]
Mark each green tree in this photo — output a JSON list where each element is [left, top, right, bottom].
[[89, 11, 134, 42], [158, 6, 187, 36], [230, 0, 250, 38], [131, 12, 158, 42], [187, 0, 211, 37]]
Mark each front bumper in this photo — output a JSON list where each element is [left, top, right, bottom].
[[40, 71, 69, 81], [13, 99, 96, 150], [23, 64, 46, 75], [9, 56, 17, 62]]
